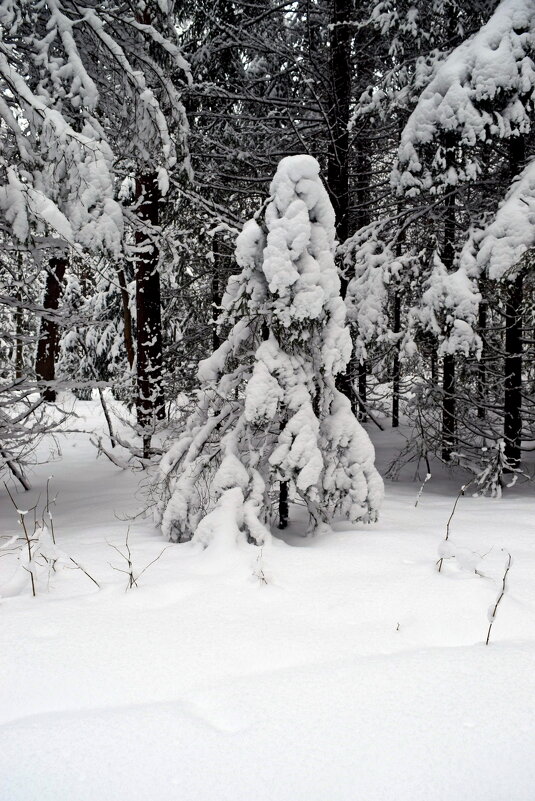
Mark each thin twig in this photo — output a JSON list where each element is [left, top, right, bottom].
[[486, 551, 512, 646], [69, 557, 100, 588], [98, 388, 116, 448], [414, 472, 431, 507], [108, 528, 170, 590], [45, 476, 56, 544], [135, 545, 171, 581], [437, 480, 474, 573]]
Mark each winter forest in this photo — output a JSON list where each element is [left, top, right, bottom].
[[1, 0, 535, 799]]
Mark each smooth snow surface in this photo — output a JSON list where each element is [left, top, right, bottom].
[[2, 401, 535, 801]]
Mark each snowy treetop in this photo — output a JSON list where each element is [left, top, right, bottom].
[[261, 155, 342, 333]]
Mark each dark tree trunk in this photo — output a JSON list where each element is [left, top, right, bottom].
[[441, 353, 456, 461], [357, 360, 368, 422], [392, 291, 401, 427], [503, 137, 525, 470], [477, 286, 487, 420], [390, 113, 409, 429], [14, 252, 24, 379], [211, 272, 221, 351], [440, 179, 457, 462], [504, 272, 523, 470], [328, 0, 360, 417], [135, 172, 165, 457], [438, 5, 462, 461], [35, 256, 67, 401], [327, 0, 350, 249], [354, 134, 372, 423], [211, 232, 225, 351], [15, 293, 24, 379], [391, 216, 405, 428], [116, 266, 135, 369], [336, 354, 359, 418], [278, 480, 289, 530]]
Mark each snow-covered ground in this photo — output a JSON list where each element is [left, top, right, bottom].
[[1, 401, 535, 801]]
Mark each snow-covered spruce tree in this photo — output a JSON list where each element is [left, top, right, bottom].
[[341, 0, 493, 431], [394, 0, 535, 468], [158, 156, 384, 546]]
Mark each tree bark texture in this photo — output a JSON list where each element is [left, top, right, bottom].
[[135, 172, 165, 454], [503, 136, 525, 469], [116, 266, 135, 369], [278, 479, 289, 530], [392, 291, 401, 427], [328, 0, 362, 417], [327, 0, 351, 250], [440, 174, 456, 461], [211, 232, 226, 351], [477, 289, 487, 420], [504, 273, 523, 470], [35, 256, 67, 401]]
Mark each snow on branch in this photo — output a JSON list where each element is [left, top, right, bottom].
[[462, 156, 535, 280], [157, 156, 384, 548], [395, 0, 535, 194]]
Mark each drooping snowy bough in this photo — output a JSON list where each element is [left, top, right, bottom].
[[157, 156, 384, 546], [393, 0, 535, 353]]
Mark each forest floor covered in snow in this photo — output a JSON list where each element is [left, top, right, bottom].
[[1, 399, 535, 801]]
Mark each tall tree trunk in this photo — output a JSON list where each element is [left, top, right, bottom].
[[354, 138, 371, 423], [35, 256, 67, 401], [391, 214, 405, 428], [15, 296, 24, 379], [438, 4, 463, 462], [211, 232, 225, 351], [116, 266, 135, 369], [327, 0, 350, 248], [135, 172, 165, 457], [504, 273, 523, 469], [477, 283, 487, 420], [328, 0, 359, 416], [14, 252, 24, 379], [441, 354, 456, 461], [441, 183, 456, 462], [503, 136, 525, 470], [392, 291, 401, 427]]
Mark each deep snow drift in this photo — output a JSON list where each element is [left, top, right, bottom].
[[1, 400, 535, 801]]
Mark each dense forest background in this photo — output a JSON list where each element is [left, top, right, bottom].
[[1, 0, 535, 499], [3, 6, 535, 795]]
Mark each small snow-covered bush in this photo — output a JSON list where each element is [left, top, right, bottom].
[[156, 155, 384, 546]]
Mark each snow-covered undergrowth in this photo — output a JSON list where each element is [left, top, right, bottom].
[[1, 400, 535, 801]]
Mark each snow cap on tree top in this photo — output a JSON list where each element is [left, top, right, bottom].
[[262, 154, 342, 333], [269, 155, 336, 244]]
